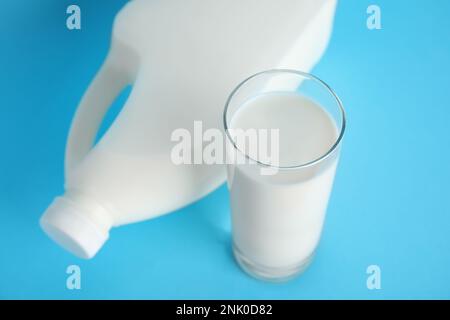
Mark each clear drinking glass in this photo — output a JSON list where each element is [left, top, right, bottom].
[[223, 69, 345, 281]]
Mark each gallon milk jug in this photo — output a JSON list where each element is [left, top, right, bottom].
[[40, 0, 337, 258]]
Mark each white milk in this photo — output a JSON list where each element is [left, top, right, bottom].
[[228, 93, 339, 271]]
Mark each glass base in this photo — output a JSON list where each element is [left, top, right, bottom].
[[233, 243, 314, 282]]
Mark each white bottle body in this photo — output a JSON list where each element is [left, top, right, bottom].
[[41, 0, 338, 258]]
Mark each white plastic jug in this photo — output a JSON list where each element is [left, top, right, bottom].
[[40, 0, 337, 259]]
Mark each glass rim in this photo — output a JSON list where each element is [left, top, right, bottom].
[[223, 69, 346, 170]]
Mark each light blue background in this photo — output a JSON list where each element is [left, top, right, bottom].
[[0, 0, 449, 299]]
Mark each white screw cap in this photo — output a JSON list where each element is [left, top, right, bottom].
[[40, 195, 112, 259]]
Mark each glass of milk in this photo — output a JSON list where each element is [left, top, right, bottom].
[[223, 69, 345, 281]]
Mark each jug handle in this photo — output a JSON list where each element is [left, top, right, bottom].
[[64, 44, 136, 178]]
